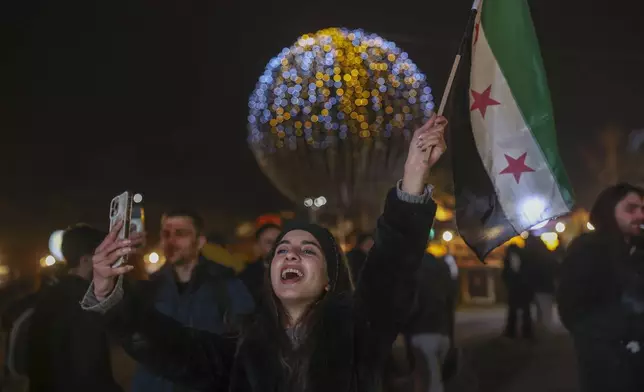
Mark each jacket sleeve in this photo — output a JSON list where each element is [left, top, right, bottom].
[[81, 278, 236, 391], [354, 183, 436, 346]]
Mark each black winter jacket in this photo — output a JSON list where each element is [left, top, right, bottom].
[[557, 233, 644, 392]]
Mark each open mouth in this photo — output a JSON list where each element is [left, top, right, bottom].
[[280, 267, 304, 284]]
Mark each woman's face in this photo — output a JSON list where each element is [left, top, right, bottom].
[[270, 230, 329, 306]]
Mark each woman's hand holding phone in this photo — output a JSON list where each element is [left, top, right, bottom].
[[92, 220, 146, 301]]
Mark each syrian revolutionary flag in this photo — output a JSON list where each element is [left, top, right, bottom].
[[449, 0, 574, 260]]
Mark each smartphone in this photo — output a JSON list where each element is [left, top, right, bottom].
[[109, 191, 134, 268]]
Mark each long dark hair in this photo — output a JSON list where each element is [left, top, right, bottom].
[[588, 183, 644, 270], [590, 183, 644, 237], [246, 223, 353, 391]]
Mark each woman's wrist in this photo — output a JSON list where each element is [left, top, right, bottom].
[[397, 180, 433, 204], [401, 167, 428, 196]]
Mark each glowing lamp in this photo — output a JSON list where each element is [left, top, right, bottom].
[[427, 243, 448, 258], [540, 232, 559, 251], [314, 196, 327, 207], [148, 252, 160, 264], [45, 255, 56, 267], [435, 205, 454, 222]]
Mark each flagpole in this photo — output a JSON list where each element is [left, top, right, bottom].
[[437, 0, 481, 116]]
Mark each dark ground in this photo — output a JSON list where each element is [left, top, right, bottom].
[[446, 332, 579, 392]]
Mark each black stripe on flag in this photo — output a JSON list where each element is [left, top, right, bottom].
[[447, 9, 518, 262]]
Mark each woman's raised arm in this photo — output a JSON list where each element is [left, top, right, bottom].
[[354, 115, 446, 343]]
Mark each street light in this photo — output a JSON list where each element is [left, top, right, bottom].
[[45, 255, 56, 267], [442, 230, 453, 242], [555, 222, 566, 233], [148, 252, 159, 264], [540, 232, 559, 251], [304, 196, 327, 223], [541, 232, 558, 242], [314, 196, 327, 207], [586, 222, 595, 231]]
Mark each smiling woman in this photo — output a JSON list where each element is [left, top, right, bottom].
[[81, 115, 447, 392], [269, 225, 343, 328]]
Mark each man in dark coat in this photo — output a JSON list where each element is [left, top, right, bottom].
[[27, 224, 122, 392], [131, 209, 254, 392], [502, 243, 535, 339], [558, 183, 644, 392]]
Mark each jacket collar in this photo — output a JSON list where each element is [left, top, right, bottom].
[[154, 255, 235, 291]]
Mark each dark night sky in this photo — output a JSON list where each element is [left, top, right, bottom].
[[1, 0, 643, 271]]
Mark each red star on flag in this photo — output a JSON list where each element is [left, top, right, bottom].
[[474, 22, 481, 45], [470, 85, 500, 118], [499, 152, 535, 183]]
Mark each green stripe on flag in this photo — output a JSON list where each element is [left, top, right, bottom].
[[481, 0, 574, 207]]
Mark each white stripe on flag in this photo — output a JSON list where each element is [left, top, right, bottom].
[[470, 19, 569, 231]]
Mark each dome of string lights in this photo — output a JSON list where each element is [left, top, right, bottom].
[[248, 27, 434, 220]]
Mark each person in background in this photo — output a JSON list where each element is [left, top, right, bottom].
[[131, 209, 254, 392], [346, 232, 374, 279], [239, 223, 281, 305], [2, 266, 64, 390], [27, 224, 122, 392], [405, 252, 458, 392], [1, 270, 60, 333], [443, 252, 459, 281], [558, 184, 644, 392], [525, 236, 558, 332], [502, 243, 535, 340]]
